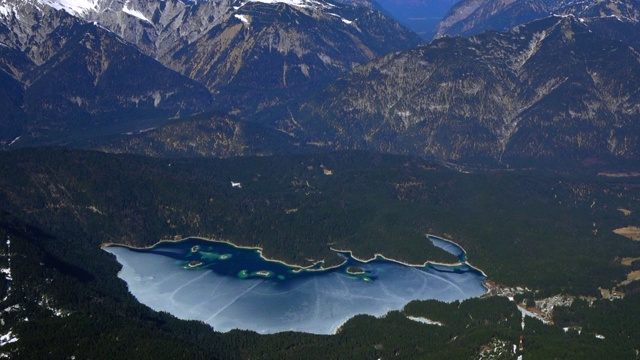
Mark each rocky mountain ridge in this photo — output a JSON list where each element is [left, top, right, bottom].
[[434, 0, 640, 38]]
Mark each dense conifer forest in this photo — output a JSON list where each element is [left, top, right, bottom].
[[0, 148, 639, 358]]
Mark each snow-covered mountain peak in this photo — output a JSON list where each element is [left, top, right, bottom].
[[0, 1, 26, 19], [35, 0, 99, 16], [0, 0, 98, 19], [0, 0, 159, 20]]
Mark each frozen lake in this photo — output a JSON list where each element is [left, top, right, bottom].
[[105, 237, 486, 334]]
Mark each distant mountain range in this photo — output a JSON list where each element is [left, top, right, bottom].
[[1, 0, 639, 171], [434, 0, 640, 38], [293, 14, 640, 169], [338, 0, 461, 39]]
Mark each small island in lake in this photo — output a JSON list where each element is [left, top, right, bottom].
[[347, 266, 365, 275], [188, 260, 203, 268], [254, 270, 274, 278]]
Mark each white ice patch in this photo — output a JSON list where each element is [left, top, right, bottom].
[[234, 14, 250, 25], [105, 244, 486, 335], [0, 331, 17, 347], [122, 3, 151, 23]]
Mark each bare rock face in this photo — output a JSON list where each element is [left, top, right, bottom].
[[296, 15, 640, 169], [78, 0, 235, 61], [0, 1, 82, 65]]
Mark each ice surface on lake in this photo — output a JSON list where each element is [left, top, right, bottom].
[[105, 239, 486, 334]]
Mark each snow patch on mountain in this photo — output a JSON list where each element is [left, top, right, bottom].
[[0, 331, 17, 347], [327, 12, 353, 24], [242, 0, 335, 10], [39, 0, 99, 16], [0, 2, 21, 19], [0, 4, 10, 17], [234, 14, 250, 25], [122, 2, 151, 23]]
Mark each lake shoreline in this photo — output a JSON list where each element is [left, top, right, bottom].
[[102, 234, 488, 281]]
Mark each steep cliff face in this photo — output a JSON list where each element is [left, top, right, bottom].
[[296, 15, 640, 169], [434, 0, 640, 38]]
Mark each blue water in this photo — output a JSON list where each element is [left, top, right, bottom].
[[428, 235, 467, 262], [105, 237, 486, 334]]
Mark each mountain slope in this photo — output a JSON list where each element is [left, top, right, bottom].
[[92, 112, 307, 158], [434, 0, 640, 38], [171, 2, 423, 117], [295, 15, 640, 169], [1, 0, 423, 132], [23, 22, 213, 137], [0, 5, 213, 146], [0, 45, 30, 143]]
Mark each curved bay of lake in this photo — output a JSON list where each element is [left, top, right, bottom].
[[105, 236, 486, 334]]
